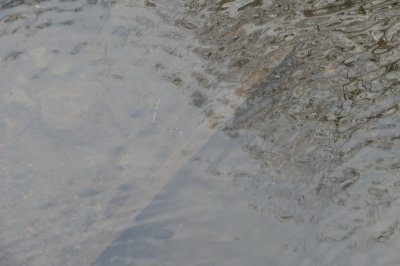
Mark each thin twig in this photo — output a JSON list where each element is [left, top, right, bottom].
[[153, 97, 161, 122]]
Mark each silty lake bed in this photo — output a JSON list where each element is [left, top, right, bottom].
[[1, 0, 400, 265]]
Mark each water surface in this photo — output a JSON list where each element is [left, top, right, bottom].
[[1, 0, 400, 265]]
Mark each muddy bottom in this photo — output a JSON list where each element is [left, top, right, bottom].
[[1, 0, 400, 265]]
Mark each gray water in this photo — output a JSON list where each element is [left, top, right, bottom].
[[1, 0, 400, 265]]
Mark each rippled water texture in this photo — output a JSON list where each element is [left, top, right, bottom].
[[1, 0, 400, 265]]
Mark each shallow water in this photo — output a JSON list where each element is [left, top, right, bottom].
[[1, 0, 400, 265]]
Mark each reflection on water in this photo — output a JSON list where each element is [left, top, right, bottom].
[[224, 0, 400, 249], [193, 0, 400, 264], [1, 0, 400, 265]]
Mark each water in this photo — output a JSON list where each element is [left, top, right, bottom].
[[1, 0, 400, 265]]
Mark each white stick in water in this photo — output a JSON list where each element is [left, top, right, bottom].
[[153, 98, 161, 122]]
